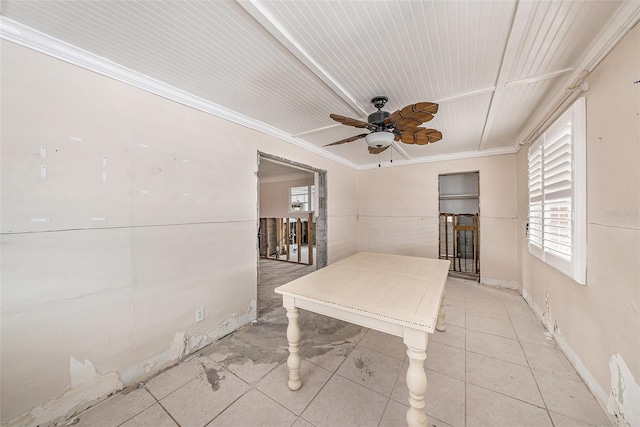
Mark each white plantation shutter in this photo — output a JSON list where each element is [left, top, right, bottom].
[[527, 98, 586, 285], [528, 143, 543, 252], [542, 123, 572, 260]]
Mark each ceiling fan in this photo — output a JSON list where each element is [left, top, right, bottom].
[[325, 96, 443, 155]]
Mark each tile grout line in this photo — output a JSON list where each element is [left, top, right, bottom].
[[144, 387, 183, 427], [115, 280, 601, 427], [201, 358, 261, 427], [252, 387, 299, 424], [293, 336, 362, 423], [178, 358, 254, 427], [505, 298, 556, 427], [464, 288, 468, 427], [377, 345, 409, 427], [108, 391, 156, 427]]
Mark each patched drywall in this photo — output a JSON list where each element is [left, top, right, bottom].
[[608, 354, 640, 427], [516, 23, 639, 426], [0, 40, 358, 426], [6, 357, 122, 427]]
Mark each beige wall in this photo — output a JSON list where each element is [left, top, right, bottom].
[[3, 21, 638, 427], [0, 41, 358, 425], [356, 154, 518, 285], [260, 177, 314, 219], [516, 24, 639, 423]]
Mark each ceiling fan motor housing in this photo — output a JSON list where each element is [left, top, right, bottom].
[[367, 110, 390, 127]]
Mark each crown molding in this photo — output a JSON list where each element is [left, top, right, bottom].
[[356, 146, 518, 171], [237, 0, 367, 118], [0, 17, 359, 170], [512, 0, 640, 149], [1, 17, 522, 172]]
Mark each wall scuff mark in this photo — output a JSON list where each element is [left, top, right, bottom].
[[543, 290, 555, 332], [607, 353, 640, 427]]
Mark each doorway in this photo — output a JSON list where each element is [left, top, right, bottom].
[[256, 152, 327, 317], [438, 172, 480, 279]]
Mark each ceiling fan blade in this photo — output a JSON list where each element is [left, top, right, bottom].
[[330, 114, 376, 130], [324, 133, 368, 147], [368, 145, 389, 155], [407, 102, 438, 115], [384, 102, 439, 126], [400, 128, 443, 145], [395, 112, 434, 131]]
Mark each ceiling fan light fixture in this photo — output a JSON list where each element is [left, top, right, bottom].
[[365, 131, 394, 148]]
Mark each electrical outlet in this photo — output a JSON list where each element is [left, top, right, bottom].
[[195, 308, 205, 322]]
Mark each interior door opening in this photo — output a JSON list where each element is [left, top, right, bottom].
[[256, 152, 327, 317], [438, 172, 480, 280]]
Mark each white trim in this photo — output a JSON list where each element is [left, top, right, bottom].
[[577, 1, 640, 73], [391, 141, 412, 161], [572, 98, 587, 285], [526, 98, 587, 285], [0, 17, 359, 170], [292, 123, 342, 137], [0, 17, 521, 172], [513, 1, 640, 149], [435, 86, 496, 104], [477, 0, 521, 151], [480, 277, 519, 290], [553, 329, 610, 408], [236, 0, 368, 118], [356, 146, 518, 170], [504, 67, 573, 88], [520, 289, 612, 422]]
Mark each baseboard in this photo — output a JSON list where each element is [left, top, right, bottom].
[[4, 302, 256, 427], [480, 277, 520, 290], [520, 289, 619, 426]]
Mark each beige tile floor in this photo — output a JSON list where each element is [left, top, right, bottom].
[[258, 258, 316, 317], [69, 278, 612, 427]]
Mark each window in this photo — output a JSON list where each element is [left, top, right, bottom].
[[290, 185, 314, 212], [528, 97, 586, 285]]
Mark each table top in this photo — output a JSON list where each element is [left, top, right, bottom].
[[275, 252, 450, 332]]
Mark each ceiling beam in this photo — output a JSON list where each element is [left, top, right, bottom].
[[504, 67, 573, 88], [392, 142, 411, 161], [477, 0, 523, 151], [292, 123, 342, 137], [236, 0, 369, 119], [514, 0, 640, 149], [435, 86, 496, 104]]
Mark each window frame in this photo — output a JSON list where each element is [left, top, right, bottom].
[[527, 97, 586, 285], [289, 185, 314, 213]]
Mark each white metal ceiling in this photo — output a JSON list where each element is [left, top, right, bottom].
[[1, 0, 636, 168]]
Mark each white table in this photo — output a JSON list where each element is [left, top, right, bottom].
[[275, 252, 450, 427]]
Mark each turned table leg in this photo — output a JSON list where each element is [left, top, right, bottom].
[[283, 296, 302, 391], [404, 329, 429, 427], [436, 289, 446, 332]]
